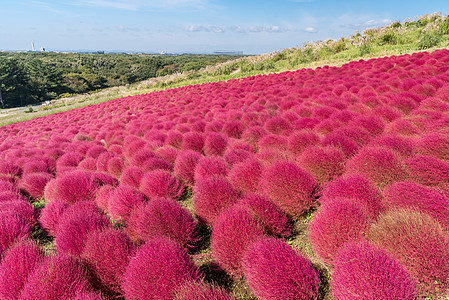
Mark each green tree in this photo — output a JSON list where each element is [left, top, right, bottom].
[[0, 58, 29, 108]]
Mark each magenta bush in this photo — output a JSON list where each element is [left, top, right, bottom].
[[174, 150, 202, 186], [39, 199, 69, 237], [181, 132, 204, 152], [0, 211, 32, 255], [141, 157, 173, 172], [55, 152, 84, 174], [264, 116, 292, 134], [175, 281, 236, 300], [155, 146, 178, 164], [369, 209, 449, 295], [259, 160, 316, 218], [47, 170, 97, 204], [122, 237, 200, 300], [242, 236, 320, 300], [20, 254, 92, 300], [308, 198, 370, 264], [194, 156, 229, 181], [345, 146, 407, 188], [107, 184, 147, 222], [193, 175, 240, 225], [320, 174, 384, 220], [298, 146, 345, 184], [95, 151, 114, 172], [228, 157, 263, 194], [140, 169, 184, 200], [203, 132, 228, 156], [211, 205, 264, 276], [331, 240, 417, 300], [367, 134, 414, 158], [78, 157, 97, 171], [126, 197, 198, 248], [0, 160, 21, 177], [107, 156, 125, 177], [81, 228, 135, 296], [94, 184, 115, 212], [0, 240, 43, 300], [55, 201, 110, 257], [223, 148, 252, 166], [239, 193, 291, 237], [404, 155, 449, 190], [69, 291, 105, 300], [165, 130, 184, 149], [287, 130, 320, 157], [90, 171, 118, 187], [119, 166, 144, 189], [416, 133, 449, 161], [0, 200, 37, 227], [18, 172, 52, 200], [222, 120, 245, 138]]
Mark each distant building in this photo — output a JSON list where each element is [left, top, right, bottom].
[[214, 50, 244, 55]]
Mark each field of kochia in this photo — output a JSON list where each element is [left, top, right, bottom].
[[0, 48, 449, 299]]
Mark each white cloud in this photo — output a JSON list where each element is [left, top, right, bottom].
[[75, 0, 210, 10], [304, 26, 318, 33], [23, 1, 67, 14], [185, 25, 291, 34]]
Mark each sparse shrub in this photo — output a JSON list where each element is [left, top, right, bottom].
[[39, 199, 69, 237], [298, 146, 345, 184], [417, 33, 441, 50], [20, 254, 92, 300], [122, 237, 200, 300], [107, 185, 147, 222], [368, 209, 449, 295], [239, 193, 291, 237], [345, 146, 407, 188], [242, 236, 320, 300], [0, 240, 44, 300], [174, 150, 202, 186], [331, 240, 417, 300], [228, 157, 263, 194], [81, 228, 135, 296], [175, 281, 235, 300], [140, 169, 184, 200], [126, 197, 198, 248], [55, 201, 110, 257], [203, 132, 228, 156], [259, 160, 316, 218], [211, 205, 264, 276], [119, 166, 144, 189], [309, 198, 370, 264]]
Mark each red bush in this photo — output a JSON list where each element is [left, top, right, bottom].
[[55, 201, 110, 257], [119, 166, 144, 189], [242, 236, 320, 300], [154, 146, 178, 164], [165, 130, 184, 149], [369, 210, 449, 295], [48, 170, 98, 204], [0, 240, 44, 300], [259, 160, 316, 218], [228, 157, 263, 194], [70, 292, 105, 300], [175, 281, 235, 300], [140, 169, 184, 200], [239, 193, 291, 237], [0, 211, 32, 255], [95, 151, 114, 172], [18, 172, 52, 200], [222, 120, 245, 138], [287, 130, 320, 157], [345, 146, 407, 188], [203, 132, 228, 156], [308, 198, 370, 264], [322, 133, 359, 158], [264, 116, 292, 134], [0, 160, 21, 177], [194, 156, 229, 181], [415, 132, 449, 161], [211, 206, 264, 276], [298, 146, 345, 184], [223, 148, 252, 166], [181, 132, 204, 152], [331, 240, 417, 300], [122, 237, 200, 300], [193, 176, 240, 225], [39, 199, 69, 237], [107, 185, 147, 222], [55, 152, 84, 174], [107, 157, 125, 178], [20, 254, 92, 300], [404, 155, 449, 190], [367, 134, 414, 158], [126, 197, 198, 248], [174, 150, 202, 186], [81, 228, 135, 296], [78, 157, 97, 171]]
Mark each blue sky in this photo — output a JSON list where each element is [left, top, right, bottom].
[[1, 0, 448, 54]]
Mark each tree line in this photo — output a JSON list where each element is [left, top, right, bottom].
[[0, 52, 243, 108]]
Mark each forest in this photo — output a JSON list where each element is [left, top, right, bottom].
[[0, 52, 244, 108]]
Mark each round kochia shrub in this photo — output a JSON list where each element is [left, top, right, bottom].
[[308, 198, 370, 265], [122, 237, 200, 300], [0, 240, 44, 300], [18, 172, 53, 200], [47, 170, 97, 204], [331, 240, 417, 300], [0, 211, 32, 255], [107, 185, 147, 223], [20, 254, 92, 300], [194, 156, 228, 181], [38, 199, 69, 237], [81, 228, 135, 296], [119, 166, 144, 189], [211, 205, 264, 276], [174, 150, 202, 186], [228, 157, 263, 194], [368, 209, 449, 295], [242, 236, 320, 300], [298, 146, 345, 184], [140, 169, 184, 200], [259, 160, 316, 218], [126, 197, 198, 249], [193, 176, 240, 225], [404, 155, 449, 190], [203, 132, 228, 156], [174, 281, 235, 300]]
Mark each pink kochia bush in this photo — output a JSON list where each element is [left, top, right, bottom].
[[259, 160, 316, 218], [298, 146, 345, 184], [308, 198, 370, 265], [18, 172, 53, 200], [140, 169, 184, 200], [211, 205, 264, 276], [20, 254, 92, 300], [126, 197, 198, 248], [194, 156, 229, 181], [331, 240, 417, 300], [122, 237, 200, 300], [193, 176, 240, 225], [46, 170, 97, 204], [175, 281, 235, 300], [404, 154, 449, 191], [107, 185, 147, 223], [81, 228, 135, 296], [228, 157, 263, 194], [242, 236, 320, 300], [0, 211, 32, 255], [38, 199, 69, 237], [174, 150, 202, 186], [0, 240, 44, 300], [369, 209, 449, 295]]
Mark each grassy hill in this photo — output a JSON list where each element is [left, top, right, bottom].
[[1, 12, 448, 126]]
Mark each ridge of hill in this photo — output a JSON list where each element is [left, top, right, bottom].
[[1, 12, 448, 126]]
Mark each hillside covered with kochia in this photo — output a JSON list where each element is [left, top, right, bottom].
[[0, 49, 449, 299]]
